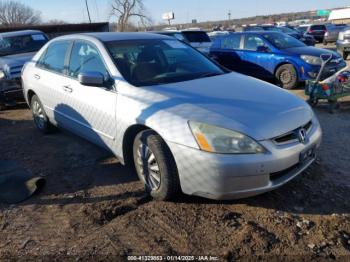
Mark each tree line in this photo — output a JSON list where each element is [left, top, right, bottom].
[[0, 0, 151, 31]]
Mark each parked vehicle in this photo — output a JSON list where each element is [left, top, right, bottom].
[[305, 24, 327, 43], [22, 32, 322, 200], [153, 30, 212, 54], [242, 25, 315, 46], [208, 31, 232, 42], [337, 27, 350, 60], [323, 24, 348, 45], [210, 31, 346, 89], [0, 30, 48, 110]]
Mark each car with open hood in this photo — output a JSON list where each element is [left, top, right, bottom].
[[22, 32, 322, 200]]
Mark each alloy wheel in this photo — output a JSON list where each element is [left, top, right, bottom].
[[136, 143, 161, 191], [32, 100, 45, 130]]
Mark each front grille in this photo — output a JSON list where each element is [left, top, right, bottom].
[[9, 65, 23, 77], [273, 121, 312, 145]]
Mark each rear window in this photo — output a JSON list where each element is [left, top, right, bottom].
[[221, 34, 241, 49], [182, 31, 211, 43], [311, 25, 326, 30]]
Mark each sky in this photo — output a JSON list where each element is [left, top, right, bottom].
[[17, 0, 350, 24]]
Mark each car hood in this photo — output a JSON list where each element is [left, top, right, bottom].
[[0, 52, 36, 70], [143, 72, 313, 141], [284, 46, 340, 58]]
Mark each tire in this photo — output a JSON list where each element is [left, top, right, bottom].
[[342, 51, 349, 60], [30, 95, 54, 134], [307, 98, 318, 107], [275, 64, 298, 89], [0, 103, 5, 111], [323, 40, 327, 46], [133, 130, 180, 201]]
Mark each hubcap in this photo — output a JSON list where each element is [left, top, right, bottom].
[[32, 101, 45, 129], [136, 143, 161, 190], [280, 70, 292, 84]]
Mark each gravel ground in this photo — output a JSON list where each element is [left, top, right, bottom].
[[0, 61, 350, 261]]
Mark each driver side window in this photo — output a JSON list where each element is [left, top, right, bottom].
[[68, 41, 109, 79], [244, 35, 267, 51]]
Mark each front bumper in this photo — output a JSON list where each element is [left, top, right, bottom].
[[167, 118, 322, 200], [299, 61, 347, 81], [336, 40, 350, 52], [0, 78, 23, 105]]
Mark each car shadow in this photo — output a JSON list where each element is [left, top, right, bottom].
[[0, 104, 142, 208]]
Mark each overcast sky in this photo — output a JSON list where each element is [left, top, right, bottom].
[[19, 0, 350, 24]]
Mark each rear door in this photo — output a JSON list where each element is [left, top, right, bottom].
[[210, 34, 243, 72], [30, 40, 71, 122], [62, 40, 117, 150]]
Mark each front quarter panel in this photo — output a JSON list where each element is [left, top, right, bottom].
[[114, 81, 200, 160]]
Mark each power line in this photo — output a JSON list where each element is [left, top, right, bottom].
[[85, 0, 92, 23]]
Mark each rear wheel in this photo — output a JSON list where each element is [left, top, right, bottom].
[[133, 130, 180, 201], [275, 64, 298, 89], [30, 95, 54, 134]]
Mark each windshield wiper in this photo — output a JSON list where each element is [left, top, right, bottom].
[[197, 72, 222, 78]]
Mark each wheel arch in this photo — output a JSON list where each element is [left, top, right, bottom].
[[26, 89, 37, 106], [274, 61, 300, 81], [122, 124, 162, 167]]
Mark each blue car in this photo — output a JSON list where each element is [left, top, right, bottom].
[[210, 31, 346, 89]]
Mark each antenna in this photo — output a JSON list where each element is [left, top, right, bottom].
[[85, 0, 92, 23]]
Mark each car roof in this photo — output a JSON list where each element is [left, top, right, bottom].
[[76, 32, 172, 42], [0, 30, 45, 38]]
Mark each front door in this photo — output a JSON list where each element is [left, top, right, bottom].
[[242, 35, 274, 79], [60, 40, 117, 150]]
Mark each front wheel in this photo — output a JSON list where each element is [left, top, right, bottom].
[[275, 64, 298, 89], [30, 95, 54, 134], [342, 51, 349, 60], [133, 130, 180, 201]]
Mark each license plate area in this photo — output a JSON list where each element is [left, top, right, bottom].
[[300, 146, 316, 165]]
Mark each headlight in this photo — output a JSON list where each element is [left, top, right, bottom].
[[189, 121, 266, 154], [0, 70, 6, 80], [301, 55, 322, 65]]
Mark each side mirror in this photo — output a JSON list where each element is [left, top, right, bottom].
[[257, 45, 270, 53], [78, 72, 105, 87]]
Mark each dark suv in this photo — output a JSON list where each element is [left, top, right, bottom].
[[0, 30, 48, 110], [305, 24, 327, 43]]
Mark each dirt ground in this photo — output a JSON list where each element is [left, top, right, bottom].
[[1, 65, 350, 260]]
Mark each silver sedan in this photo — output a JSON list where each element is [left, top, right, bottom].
[[21, 33, 322, 200]]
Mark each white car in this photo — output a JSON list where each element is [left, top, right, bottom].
[[22, 33, 322, 201]]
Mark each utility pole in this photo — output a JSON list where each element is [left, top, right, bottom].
[[85, 0, 92, 23], [228, 10, 231, 21]]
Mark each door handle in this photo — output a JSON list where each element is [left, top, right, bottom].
[[34, 74, 40, 80], [62, 85, 73, 93]]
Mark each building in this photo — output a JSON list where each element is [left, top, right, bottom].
[[328, 8, 350, 24], [0, 22, 110, 39]]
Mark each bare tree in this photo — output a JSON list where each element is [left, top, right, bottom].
[[0, 0, 41, 26], [110, 0, 151, 32]]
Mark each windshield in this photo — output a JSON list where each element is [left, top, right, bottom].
[[279, 27, 298, 34], [0, 33, 48, 56], [297, 26, 308, 33], [262, 33, 305, 49], [181, 31, 211, 43], [105, 39, 225, 87]]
